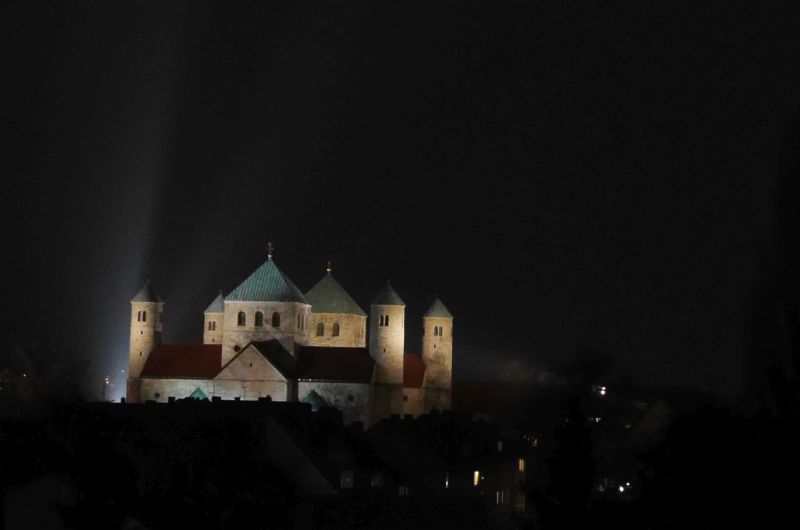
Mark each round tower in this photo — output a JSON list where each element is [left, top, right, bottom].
[[369, 281, 405, 420], [128, 280, 164, 402], [369, 281, 406, 384], [203, 291, 224, 344], [421, 295, 454, 391]]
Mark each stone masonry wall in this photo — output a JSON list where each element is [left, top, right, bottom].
[[306, 313, 366, 348], [297, 381, 370, 425], [221, 301, 311, 366]]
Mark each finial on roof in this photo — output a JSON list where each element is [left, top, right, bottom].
[[267, 241, 274, 259], [326, 261, 332, 273]]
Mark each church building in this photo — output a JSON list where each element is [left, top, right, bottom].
[[125, 249, 454, 425]]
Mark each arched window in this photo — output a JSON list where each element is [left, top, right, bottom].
[[379, 315, 384, 326], [255, 311, 264, 326], [439, 326, 444, 337], [433, 326, 439, 336], [142, 311, 147, 322], [316, 323, 324, 336], [208, 321, 212, 331], [272, 312, 280, 328], [237, 311, 246, 326], [137, 311, 141, 322], [332, 323, 340, 337], [385, 315, 389, 326]]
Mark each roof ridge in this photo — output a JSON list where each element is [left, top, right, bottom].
[[305, 272, 366, 316], [226, 259, 308, 303]]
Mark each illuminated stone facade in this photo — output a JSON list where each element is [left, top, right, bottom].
[[126, 255, 453, 425]]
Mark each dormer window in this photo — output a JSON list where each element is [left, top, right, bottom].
[[237, 311, 246, 326], [255, 311, 264, 327]]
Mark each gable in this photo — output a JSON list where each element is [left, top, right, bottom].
[[215, 344, 287, 382]]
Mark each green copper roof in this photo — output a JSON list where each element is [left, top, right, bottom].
[[226, 258, 308, 303], [302, 390, 328, 411], [204, 291, 225, 313], [372, 281, 405, 306], [131, 280, 164, 303], [305, 273, 366, 316], [188, 387, 209, 400], [424, 296, 453, 318]]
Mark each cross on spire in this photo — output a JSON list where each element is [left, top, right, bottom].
[[267, 242, 274, 259]]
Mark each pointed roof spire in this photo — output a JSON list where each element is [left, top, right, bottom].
[[131, 279, 164, 303], [226, 257, 307, 303], [305, 269, 366, 316], [204, 290, 225, 313], [267, 241, 275, 260], [424, 295, 453, 318], [372, 280, 405, 306]]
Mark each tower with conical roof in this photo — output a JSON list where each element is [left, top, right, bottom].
[[369, 281, 405, 420], [203, 291, 224, 344], [421, 295, 454, 411], [304, 263, 367, 347], [220, 245, 311, 366], [127, 280, 164, 402]]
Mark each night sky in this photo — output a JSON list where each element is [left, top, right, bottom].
[[4, 1, 800, 400]]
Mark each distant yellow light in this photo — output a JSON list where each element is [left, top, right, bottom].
[[473, 470, 480, 486], [518, 458, 525, 472]]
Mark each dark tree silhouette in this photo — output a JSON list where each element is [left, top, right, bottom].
[[540, 397, 595, 528]]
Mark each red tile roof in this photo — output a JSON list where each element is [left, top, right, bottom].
[[403, 354, 425, 388], [140, 344, 222, 379], [294, 346, 374, 384]]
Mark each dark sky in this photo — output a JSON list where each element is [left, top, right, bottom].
[[3, 1, 800, 400]]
